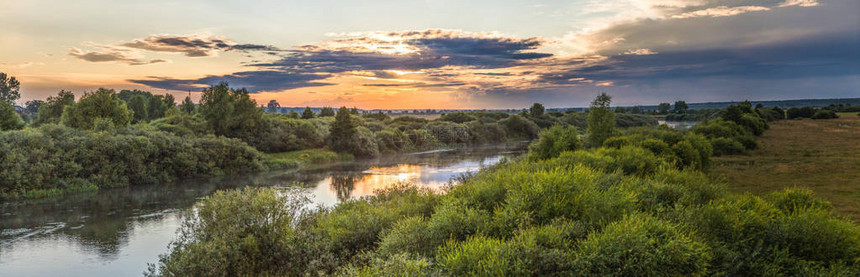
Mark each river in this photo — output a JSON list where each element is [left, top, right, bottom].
[[0, 143, 527, 276]]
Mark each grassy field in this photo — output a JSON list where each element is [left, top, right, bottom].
[[712, 114, 860, 221], [263, 148, 354, 168]]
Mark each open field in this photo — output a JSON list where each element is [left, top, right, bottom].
[[712, 114, 860, 221]]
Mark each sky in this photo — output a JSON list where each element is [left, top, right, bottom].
[[1, 0, 858, 109]]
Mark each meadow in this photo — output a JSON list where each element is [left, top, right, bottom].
[[713, 114, 860, 221]]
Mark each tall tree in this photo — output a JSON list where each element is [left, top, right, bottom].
[[163, 94, 176, 109], [267, 100, 281, 113], [35, 90, 75, 126], [301, 107, 315, 119], [128, 94, 148, 123], [0, 73, 21, 103], [657, 103, 671, 115], [146, 95, 167, 120], [180, 96, 195, 114], [0, 100, 23, 130], [61, 88, 132, 130], [199, 82, 264, 141], [587, 93, 616, 147], [319, 107, 335, 117], [529, 102, 545, 117], [329, 107, 357, 153], [673, 100, 689, 114]]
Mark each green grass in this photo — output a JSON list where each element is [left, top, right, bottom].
[[712, 114, 860, 221], [263, 148, 354, 169]]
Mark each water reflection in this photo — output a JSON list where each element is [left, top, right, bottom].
[[0, 143, 526, 277]]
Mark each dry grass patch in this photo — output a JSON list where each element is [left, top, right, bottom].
[[712, 114, 860, 221]]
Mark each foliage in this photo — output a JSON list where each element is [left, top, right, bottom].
[[179, 96, 195, 114], [61, 88, 133, 130], [266, 99, 280, 113], [128, 94, 148, 123], [0, 72, 21, 102], [528, 125, 582, 160], [812, 109, 839, 119], [529, 102, 545, 117], [198, 83, 267, 150], [587, 93, 616, 147], [438, 112, 476, 123], [35, 90, 75, 126], [302, 106, 315, 119], [500, 114, 539, 140], [320, 107, 335, 117], [0, 100, 24, 131]]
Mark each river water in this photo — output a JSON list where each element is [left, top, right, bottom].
[[0, 143, 527, 276]]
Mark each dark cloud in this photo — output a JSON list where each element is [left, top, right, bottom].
[[68, 47, 166, 65], [122, 35, 282, 57], [363, 82, 466, 88], [540, 31, 860, 86], [129, 71, 333, 92]]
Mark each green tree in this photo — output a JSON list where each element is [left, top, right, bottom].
[[615, 106, 627, 113], [61, 88, 132, 129], [128, 95, 148, 123], [630, 106, 643, 114], [657, 103, 671, 115], [179, 96, 195, 114], [587, 93, 615, 147], [319, 107, 335, 117], [301, 107, 315, 119], [288, 110, 299, 118], [0, 73, 21, 103], [199, 82, 264, 141], [673, 100, 688, 114], [35, 90, 75, 126], [163, 94, 176, 110], [350, 107, 360, 115], [266, 100, 280, 113], [146, 95, 167, 120], [529, 103, 545, 117], [329, 107, 357, 152], [0, 100, 23, 130], [25, 100, 44, 114]]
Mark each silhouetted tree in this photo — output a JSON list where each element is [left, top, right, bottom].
[[319, 107, 335, 117], [288, 110, 299, 119], [301, 107, 315, 119], [179, 96, 195, 114], [146, 95, 167, 120], [0, 73, 21, 103], [658, 103, 671, 115], [329, 107, 357, 153], [673, 101, 688, 114], [267, 100, 280, 113], [25, 100, 44, 114]]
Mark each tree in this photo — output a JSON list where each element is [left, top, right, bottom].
[[180, 96, 195, 114], [0, 72, 21, 103], [319, 107, 335, 117], [163, 94, 176, 110], [25, 100, 44, 114], [35, 90, 75, 126], [630, 106, 644, 114], [673, 101, 689, 114], [147, 95, 167, 120], [658, 103, 671, 115], [61, 88, 132, 129], [330, 107, 356, 150], [301, 107, 315, 119], [587, 93, 615, 147], [529, 103, 545, 117], [614, 106, 627, 113], [128, 95, 148, 123], [288, 110, 299, 119], [0, 100, 23, 130], [350, 107, 360, 115], [199, 82, 264, 141], [267, 100, 281, 113]]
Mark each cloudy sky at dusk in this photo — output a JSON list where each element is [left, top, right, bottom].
[[1, 0, 857, 108]]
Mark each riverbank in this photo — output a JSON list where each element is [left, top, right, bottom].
[[712, 114, 860, 221]]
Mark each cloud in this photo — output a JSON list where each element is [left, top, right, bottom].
[[133, 30, 554, 92], [129, 71, 333, 91], [671, 6, 770, 19], [69, 46, 167, 65], [122, 34, 282, 57]]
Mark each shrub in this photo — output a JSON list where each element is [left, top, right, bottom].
[[528, 125, 582, 160], [787, 106, 816, 119], [61, 88, 133, 130], [812, 109, 839, 119], [710, 137, 747, 156], [438, 112, 476, 123], [466, 121, 506, 144], [500, 114, 539, 140], [0, 100, 23, 131], [436, 235, 509, 276], [572, 214, 711, 276], [147, 187, 310, 277], [602, 136, 631, 149], [423, 121, 471, 144]]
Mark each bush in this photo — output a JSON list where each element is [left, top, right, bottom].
[[572, 214, 711, 276], [528, 125, 582, 160], [147, 187, 310, 277], [61, 88, 133, 130], [710, 137, 747, 156], [787, 106, 816, 119], [812, 109, 839, 119], [438, 112, 476, 123], [423, 121, 471, 144], [0, 100, 23, 131], [500, 114, 539, 140]]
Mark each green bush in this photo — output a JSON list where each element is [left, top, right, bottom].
[[61, 88, 133, 130], [572, 214, 711, 276], [0, 100, 23, 131], [423, 121, 471, 144], [812, 109, 839, 119], [500, 114, 539, 140], [710, 137, 747, 156], [528, 125, 582, 160], [438, 112, 476, 123]]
